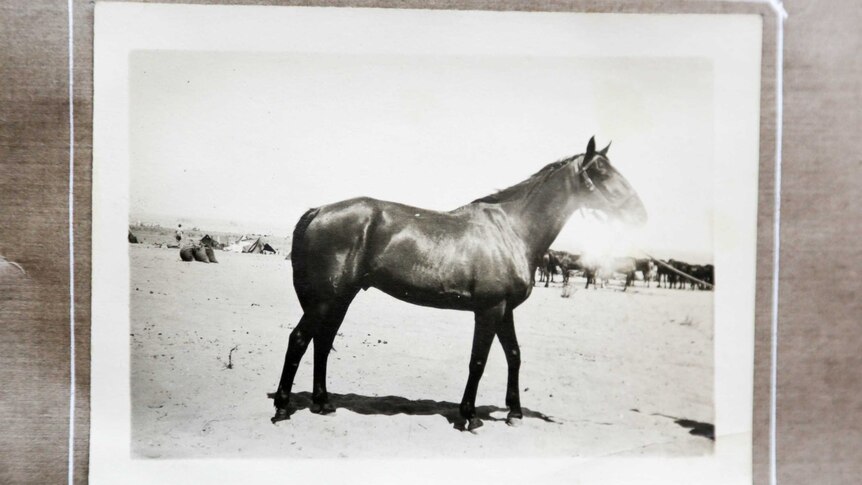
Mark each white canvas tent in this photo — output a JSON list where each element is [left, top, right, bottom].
[[224, 235, 277, 254], [243, 236, 276, 254]]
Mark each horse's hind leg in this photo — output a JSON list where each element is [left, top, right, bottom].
[[310, 296, 355, 415], [271, 314, 316, 423], [270, 295, 354, 421], [496, 308, 522, 425]]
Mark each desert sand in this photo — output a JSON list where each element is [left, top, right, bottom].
[[130, 244, 713, 459]]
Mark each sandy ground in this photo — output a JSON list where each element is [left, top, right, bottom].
[[130, 245, 713, 459]]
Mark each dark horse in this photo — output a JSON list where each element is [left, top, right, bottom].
[[269, 137, 647, 430], [539, 250, 562, 287], [554, 250, 583, 285]]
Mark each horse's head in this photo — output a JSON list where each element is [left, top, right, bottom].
[[575, 137, 647, 226]]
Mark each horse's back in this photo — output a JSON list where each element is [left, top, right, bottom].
[[291, 197, 532, 310], [291, 197, 468, 299]]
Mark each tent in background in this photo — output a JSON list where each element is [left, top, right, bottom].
[[224, 235, 253, 253], [243, 237, 277, 254]]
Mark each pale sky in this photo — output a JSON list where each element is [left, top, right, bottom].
[[130, 51, 714, 261]]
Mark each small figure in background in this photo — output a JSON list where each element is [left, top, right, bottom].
[[175, 224, 184, 245]]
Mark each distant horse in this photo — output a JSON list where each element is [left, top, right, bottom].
[[534, 253, 551, 285], [583, 265, 599, 289], [700, 264, 715, 288], [689, 264, 714, 290], [538, 250, 562, 287], [583, 258, 635, 290], [687, 265, 702, 289], [668, 259, 693, 289], [655, 259, 671, 288], [656, 258, 713, 290], [554, 251, 583, 285], [634, 258, 653, 287], [612, 257, 637, 291], [664, 259, 679, 288], [536, 253, 550, 284], [269, 137, 647, 430]]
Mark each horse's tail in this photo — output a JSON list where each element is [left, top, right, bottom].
[[291, 207, 320, 305]]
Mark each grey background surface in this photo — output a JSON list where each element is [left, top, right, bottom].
[[0, 1, 858, 483]]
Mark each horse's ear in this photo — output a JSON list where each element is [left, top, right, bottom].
[[584, 136, 596, 162], [599, 141, 611, 156]]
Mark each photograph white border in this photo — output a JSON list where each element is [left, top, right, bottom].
[[92, 4, 763, 483]]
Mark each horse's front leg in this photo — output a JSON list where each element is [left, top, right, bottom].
[[459, 302, 504, 431], [497, 308, 522, 426]]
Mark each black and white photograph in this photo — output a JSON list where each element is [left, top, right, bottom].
[[92, 4, 762, 483]]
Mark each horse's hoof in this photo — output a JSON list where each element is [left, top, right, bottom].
[[467, 418, 483, 431], [310, 402, 336, 415], [271, 408, 290, 424], [506, 416, 523, 427]]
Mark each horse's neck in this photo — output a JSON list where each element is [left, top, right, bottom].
[[502, 167, 584, 260]]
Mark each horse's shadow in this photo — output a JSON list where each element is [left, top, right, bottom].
[[271, 392, 557, 430]]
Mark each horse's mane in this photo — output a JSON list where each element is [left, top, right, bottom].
[[471, 154, 582, 204]]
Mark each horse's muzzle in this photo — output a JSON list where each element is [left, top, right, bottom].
[[615, 194, 648, 226]]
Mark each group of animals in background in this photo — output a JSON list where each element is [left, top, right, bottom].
[[537, 250, 714, 291]]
